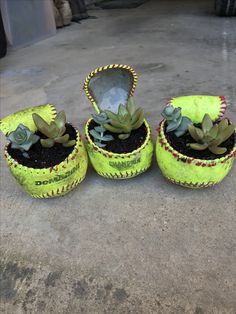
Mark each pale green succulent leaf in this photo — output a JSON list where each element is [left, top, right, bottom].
[[127, 97, 136, 115], [208, 145, 227, 155], [33, 113, 51, 137], [118, 133, 130, 140], [118, 113, 131, 124], [40, 138, 54, 148], [218, 118, 229, 132], [122, 125, 132, 133], [58, 125, 66, 137], [54, 111, 66, 129], [202, 114, 213, 133], [204, 134, 215, 142], [132, 111, 144, 130], [188, 124, 199, 141], [63, 140, 76, 147], [208, 124, 218, 139], [218, 125, 235, 144], [131, 108, 143, 125], [55, 134, 70, 144], [48, 122, 60, 138], [195, 127, 204, 140], [105, 110, 119, 122], [118, 104, 129, 117], [210, 138, 222, 146], [189, 143, 208, 150], [103, 123, 124, 134], [108, 119, 124, 129]]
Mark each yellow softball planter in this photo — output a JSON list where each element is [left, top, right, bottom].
[[156, 96, 236, 188], [0, 105, 88, 198], [84, 64, 154, 179]]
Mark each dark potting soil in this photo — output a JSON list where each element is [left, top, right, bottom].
[[7, 124, 76, 169], [88, 120, 147, 154], [165, 122, 235, 160]]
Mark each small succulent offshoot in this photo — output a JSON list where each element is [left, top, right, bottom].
[[188, 114, 235, 155], [103, 97, 145, 140], [32, 111, 76, 148], [89, 125, 114, 148], [162, 105, 192, 137], [7, 124, 39, 158], [92, 112, 110, 125]]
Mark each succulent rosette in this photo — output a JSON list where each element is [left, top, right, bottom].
[[8, 124, 39, 152]]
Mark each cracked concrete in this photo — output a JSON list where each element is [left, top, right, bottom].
[[0, 0, 236, 313]]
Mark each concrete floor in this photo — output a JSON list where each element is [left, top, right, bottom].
[[0, 0, 236, 313]]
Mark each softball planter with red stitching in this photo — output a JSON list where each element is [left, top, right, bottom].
[[83, 64, 154, 179], [156, 96, 235, 188], [0, 105, 88, 198], [85, 118, 153, 179]]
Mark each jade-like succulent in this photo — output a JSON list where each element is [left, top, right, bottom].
[[8, 124, 39, 158], [188, 114, 235, 155], [162, 105, 192, 137], [32, 111, 76, 148], [103, 97, 145, 140], [89, 125, 114, 148], [92, 112, 110, 125]]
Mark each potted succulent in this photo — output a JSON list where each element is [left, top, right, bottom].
[[84, 64, 154, 179], [156, 95, 236, 188], [0, 104, 88, 197]]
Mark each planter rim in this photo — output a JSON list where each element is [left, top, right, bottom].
[[167, 95, 227, 122], [157, 120, 236, 165], [0, 104, 57, 135], [85, 118, 151, 157], [4, 125, 81, 172], [83, 64, 138, 113]]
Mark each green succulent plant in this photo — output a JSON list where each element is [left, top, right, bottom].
[[103, 97, 145, 140], [162, 105, 192, 137], [188, 114, 235, 155], [89, 125, 114, 148], [32, 111, 76, 148], [8, 124, 39, 158], [92, 112, 110, 125]]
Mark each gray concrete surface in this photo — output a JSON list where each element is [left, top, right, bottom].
[[0, 0, 236, 313]]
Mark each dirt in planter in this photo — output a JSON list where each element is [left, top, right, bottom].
[[165, 122, 235, 160], [88, 120, 147, 154], [7, 124, 77, 169]]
